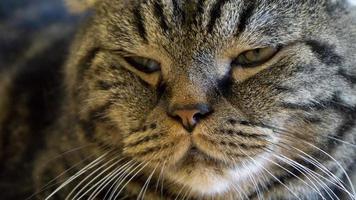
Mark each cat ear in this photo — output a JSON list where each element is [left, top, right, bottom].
[[65, 0, 98, 13]]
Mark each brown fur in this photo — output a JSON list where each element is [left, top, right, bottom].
[[1, 0, 356, 199]]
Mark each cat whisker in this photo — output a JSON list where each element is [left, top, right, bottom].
[[234, 143, 302, 200], [326, 135, 356, 148], [103, 160, 140, 199], [229, 184, 243, 200], [230, 180, 249, 200], [218, 144, 257, 199], [294, 146, 356, 199], [272, 152, 338, 200], [262, 123, 356, 198], [67, 155, 123, 199], [215, 88, 307, 198], [155, 160, 166, 194], [270, 128, 356, 198], [67, 158, 124, 200], [253, 156, 302, 200], [107, 161, 144, 200], [88, 159, 136, 200], [261, 151, 323, 197], [138, 163, 159, 200], [267, 141, 354, 199], [173, 182, 188, 200], [45, 152, 111, 200], [273, 138, 348, 193], [269, 139, 347, 189], [181, 188, 192, 200], [26, 143, 112, 200], [262, 148, 329, 200], [243, 159, 264, 200], [110, 161, 150, 200]]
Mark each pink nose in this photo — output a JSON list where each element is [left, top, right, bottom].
[[170, 104, 212, 132]]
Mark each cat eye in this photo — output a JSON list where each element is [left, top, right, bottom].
[[232, 47, 279, 67], [124, 56, 161, 73]]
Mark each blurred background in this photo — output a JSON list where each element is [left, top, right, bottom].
[[0, 1, 87, 198], [0, 0, 86, 72]]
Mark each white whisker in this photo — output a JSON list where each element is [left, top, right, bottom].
[[274, 152, 340, 200], [88, 159, 136, 200], [137, 163, 158, 200], [45, 152, 109, 200], [260, 152, 324, 199], [110, 161, 150, 200], [27, 144, 111, 200], [67, 156, 122, 200], [102, 160, 139, 199]]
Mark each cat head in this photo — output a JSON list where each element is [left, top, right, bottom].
[[64, 0, 356, 197]]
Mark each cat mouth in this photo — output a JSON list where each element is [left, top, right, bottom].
[[179, 144, 222, 167], [165, 144, 233, 195], [188, 145, 200, 154]]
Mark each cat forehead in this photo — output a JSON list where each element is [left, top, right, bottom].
[[99, 0, 344, 10], [92, 0, 344, 51], [97, 0, 332, 26]]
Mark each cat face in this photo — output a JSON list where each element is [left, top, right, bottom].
[[66, 0, 356, 197]]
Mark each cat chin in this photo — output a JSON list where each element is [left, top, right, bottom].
[[164, 152, 272, 196], [186, 178, 231, 196], [165, 165, 232, 196]]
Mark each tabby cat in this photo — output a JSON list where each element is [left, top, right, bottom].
[[0, 0, 356, 199]]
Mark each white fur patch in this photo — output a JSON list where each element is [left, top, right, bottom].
[[168, 165, 231, 195], [166, 152, 273, 196], [228, 152, 272, 186]]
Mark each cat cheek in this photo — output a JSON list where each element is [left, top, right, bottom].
[[122, 127, 190, 165]]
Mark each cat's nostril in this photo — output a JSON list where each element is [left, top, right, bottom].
[[174, 109, 200, 131], [170, 104, 213, 132]]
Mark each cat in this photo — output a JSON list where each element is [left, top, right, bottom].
[[1, 0, 356, 199]]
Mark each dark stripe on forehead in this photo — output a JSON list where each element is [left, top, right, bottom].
[[182, 1, 198, 26], [207, 0, 229, 33], [172, 0, 179, 15], [133, 5, 148, 42], [196, 0, 205, 19], [338, 69, 356, 85], [172, 0, 185, 23], [191, 0, 205, 26], [236, 1, 256, 36], [305, 40, 343, 66], [153, 1, 169, 32], [171, 0, 178, 11]]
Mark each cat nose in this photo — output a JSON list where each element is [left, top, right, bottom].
[[169, 104, 213, 132]]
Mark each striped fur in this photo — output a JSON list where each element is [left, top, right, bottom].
[[1, 0, 356, 199]]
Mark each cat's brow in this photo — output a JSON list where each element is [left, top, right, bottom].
[[235, 1, 256, 37], [133, 3, 148, 42], [207, 0, 230, 33], [203, 0, 257, 35], [153, 1, 169, 32]]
